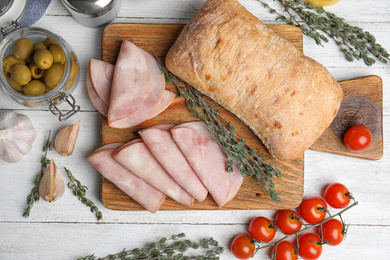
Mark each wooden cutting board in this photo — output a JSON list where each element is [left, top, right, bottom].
[[99, 23, 382, 211]]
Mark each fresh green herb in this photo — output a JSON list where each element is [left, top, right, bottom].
[[258, 0, 389, 66], [64, 167, 102, 221], [78, 233, 223, 260], [23, 130, 53, 218], [155, 57, 281, 203]]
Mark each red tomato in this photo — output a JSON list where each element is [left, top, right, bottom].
[[319, 218, 345, 246], [344, 125, 372, 151], [248, 216, 276, 242], [298, 233, 322, 260], [274, 210, 303, 235], [230, 234, 255, 259], [324, 183, 351, 208], [272, 240, 298, 260], [298, 197, 328, 224]]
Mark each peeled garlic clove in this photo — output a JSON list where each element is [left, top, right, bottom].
[[39, 156, 65, 202], [0, 111, 36, 163], [54, 115, 84, 156]]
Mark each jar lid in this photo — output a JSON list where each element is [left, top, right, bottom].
[[63, 0, 116, 14], [0, 0, 27, 36]]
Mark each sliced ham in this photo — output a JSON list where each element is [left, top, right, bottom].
[[139, 126, 208, 202], [113, 140, 194, 207], [147, 90, 175, 119], [109, 48, 166, 128], [86, 61, 109, 116], [108, 40, 150, 127], [89, 58, 114, 105], [171, 121, 243, 207], [87, 143, 165, 213]]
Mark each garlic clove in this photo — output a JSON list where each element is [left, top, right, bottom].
[[54, 115, 84, 156], [0, 111, 37, 163], [39, 156, 65, 202]]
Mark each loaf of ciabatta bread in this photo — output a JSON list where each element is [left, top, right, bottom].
[[165, 0, 343, 161]]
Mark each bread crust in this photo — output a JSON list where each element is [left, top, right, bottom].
[[166, 0, 343, 161]]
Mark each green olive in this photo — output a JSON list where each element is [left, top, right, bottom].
[[3, 69, 11, 80], [3, 54, 26, 72], [34, 49, 53, 70], [65, 79, 74, 90], [44, 63, 64, 87], [11, 64, 31, 85], [45, 84, 56, 93], [8, 77, 24, 92], [42, 37, 57, 48], [23, 80, 46, 96], [12, 38, 33, 60], [70, 60, 79, 80], [33, 42, 47, 53], [28, 63, 44, 79], [49, 44, 66, 64]]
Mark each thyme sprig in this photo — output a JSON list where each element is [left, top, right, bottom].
[[258, 0, 389, 66], [158, 60, 281, 202], [78, 233, 223, 260], [64, 167, 102, 221], [23, 130, 53, 218]]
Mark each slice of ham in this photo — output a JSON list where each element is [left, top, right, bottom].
[[147, 90, 175, 119], [171, 121, 243, 207], [89, 58, 114, 105], [139, 126, 208, 202], [86, 61, 109, 116], [109, 48, 166, 128], [113, 140, 194, 207], [108, 40, 150, 127], [87, 143, 165, 213]]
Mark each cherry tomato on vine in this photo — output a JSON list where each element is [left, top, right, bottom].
[[274, 210, 303, 235], [324, 183, 351, 209], [272, 240, 298, 260], [248, 216, 276, 242], [298, 197, 328, 224], [231, 234, 255, 259], [343, 125, 372, 152], [320, 218, 345, 246], [298, 233, 322, 260]]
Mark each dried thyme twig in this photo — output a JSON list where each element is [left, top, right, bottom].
[[78, 233, 224, 260], [64, 167, 102, 221], [23, 130, 52, 218], [157, 58, 281, 202], [258, 0, 389, 66]]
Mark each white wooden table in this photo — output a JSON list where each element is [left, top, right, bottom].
[[1, 0, 389, 259]]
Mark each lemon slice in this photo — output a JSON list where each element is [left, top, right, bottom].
[[306, 0, 343, 7]]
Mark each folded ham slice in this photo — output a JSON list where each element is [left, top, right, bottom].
[[108, 40, 150, 127], [90, 58, 114, 105], [109, 48, 166, 128], [86, 61, 109, 116], [113, 140, 194, 207], [171, 121, 243, 207], [139, 126, 208, 202], [87, 143, 165, 213]]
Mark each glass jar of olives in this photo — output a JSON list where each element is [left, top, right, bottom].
[[0, 27, 80, 121]]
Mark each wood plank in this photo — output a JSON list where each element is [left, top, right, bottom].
[[100, 23, 304, 211]]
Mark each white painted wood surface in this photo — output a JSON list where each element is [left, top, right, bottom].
[[1, 0, 389, 259]]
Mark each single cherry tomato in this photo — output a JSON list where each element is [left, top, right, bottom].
[[274, 210, 303, 235], [248, 216, 276, 242], [298, 233, 322, 260], [272, 240, 298, 260], [298, 197, 328, 224], [319, 218, 345, 246], [231, 234, 255, 259], [324, 183, 351, 209], [343, 125, 372, 152]]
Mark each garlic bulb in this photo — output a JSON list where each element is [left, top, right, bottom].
[[54, 115, 84, 156], [39, 156, 65, 202], [0, 111, 37, 163]]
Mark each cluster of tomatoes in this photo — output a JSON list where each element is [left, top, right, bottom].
[[231, 183, 355, 260]]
